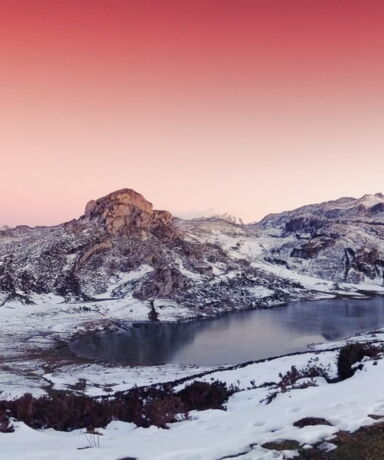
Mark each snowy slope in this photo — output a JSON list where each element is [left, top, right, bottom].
[[1, 331, 384, 459]]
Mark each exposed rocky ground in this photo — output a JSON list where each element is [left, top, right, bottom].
[[2, 189, 384, 320]]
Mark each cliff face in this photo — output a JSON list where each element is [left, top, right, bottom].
[[1, 189, 384, 318]]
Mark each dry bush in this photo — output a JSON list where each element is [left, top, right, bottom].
[[1, 393, 111, 431], [0, 411, 14, 433], [144, 395, 186, 428], [177, 380, 229, 412], [336, 342, 381, 381], [263, 358, 331, 405]]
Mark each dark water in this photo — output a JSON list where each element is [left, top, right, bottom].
[[69, 298, 384, 366]]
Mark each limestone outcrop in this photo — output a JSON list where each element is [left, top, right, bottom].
[[84, 188, 172, 235]]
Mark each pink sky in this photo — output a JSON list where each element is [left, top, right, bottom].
[[1, 0, 384, 226]]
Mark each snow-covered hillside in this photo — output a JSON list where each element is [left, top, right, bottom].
[[252, 193, 384, 285]]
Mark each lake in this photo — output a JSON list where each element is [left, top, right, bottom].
[[68, 297, 384, 366]]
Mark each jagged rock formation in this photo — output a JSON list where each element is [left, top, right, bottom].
[[1, 189, 384, 318], [83, 188, 172, 236]]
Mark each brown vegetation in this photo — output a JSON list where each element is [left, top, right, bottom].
[[0, 380, 229, 432]]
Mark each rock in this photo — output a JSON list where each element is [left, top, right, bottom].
[[368, 414, 384, 420], [153, 210, 172, 226], [293, 417, 332, 428], [291, 238, 335, 259], [84, 189, 172, 235], [262, 440, 301, 451], [134, 267, 188, 300], [84, 200, 97, 217], [284, 217, 323, 236], [370, 202, 384, 214], [74, 239, 113, 271]]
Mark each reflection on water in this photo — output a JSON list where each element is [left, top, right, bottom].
[[68, 297, 384, 366]]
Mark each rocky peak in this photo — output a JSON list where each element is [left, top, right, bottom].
[[83, 188, 172, 235], [355, 193, 384, 208], [257, 192, 384, 232]]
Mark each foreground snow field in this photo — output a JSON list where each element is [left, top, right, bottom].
[[1, 331, 384, 460]]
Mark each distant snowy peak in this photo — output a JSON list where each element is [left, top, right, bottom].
[[212, 213, 244, 225], [255, 192, 384, 230], [247, 192, 384, 287], [357, 192, 384, 205]]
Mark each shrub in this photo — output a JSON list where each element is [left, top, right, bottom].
[[112, 388, 187, 428], [0, 411, 14, 433], [293, 417, 332, 428], [144, 395, 186, 428], [3, 393, 112, 431], [278, 361, 330, 391], [362, 343, 382, 359], [337, 343, 366, 381], [263, 359, 331, 404], [177, 380, 229, 412]]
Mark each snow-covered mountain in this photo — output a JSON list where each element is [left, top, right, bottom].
[[1, 189, 384, 319], [252, 193, 384, 284]]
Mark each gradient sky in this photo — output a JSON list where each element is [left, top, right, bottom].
[[1, 0, 384, 226]]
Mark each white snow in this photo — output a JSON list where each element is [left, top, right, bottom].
[[247, 286, 274, 298], [43, 363, 212, 397], [174, 259, 203, 281], [93, 265, 154, 298], [355, 193, 384, 208]]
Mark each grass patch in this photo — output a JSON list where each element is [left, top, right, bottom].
[[297, 422, 384, 459]]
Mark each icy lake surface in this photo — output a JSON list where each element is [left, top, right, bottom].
[[69, 297, 384, 366]]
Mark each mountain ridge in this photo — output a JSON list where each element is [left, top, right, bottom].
[[1, 188, 384, 320]]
